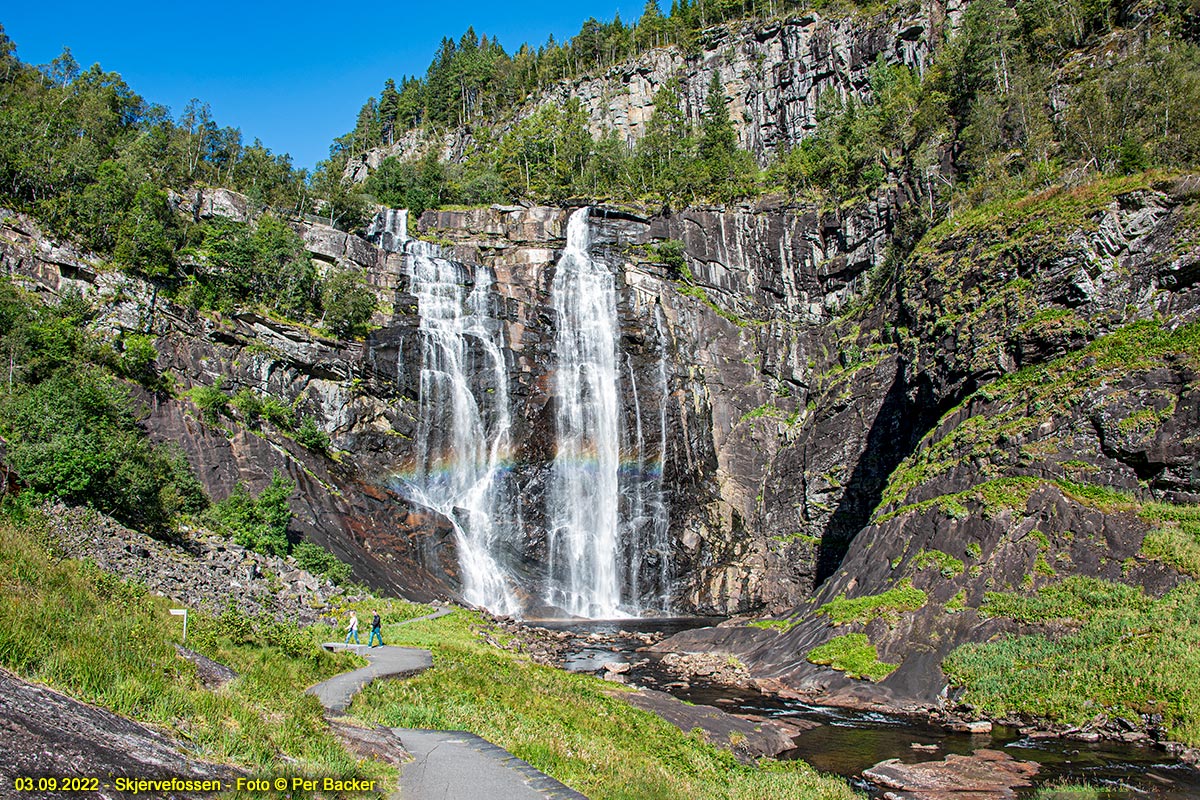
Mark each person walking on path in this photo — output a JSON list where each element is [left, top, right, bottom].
[[368, 610, 384, 647], [344, 611, 360, 645]]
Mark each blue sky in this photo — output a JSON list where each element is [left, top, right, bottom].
[[2, 1, 631, 171]]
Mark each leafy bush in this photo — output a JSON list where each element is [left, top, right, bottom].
[[292, 540, 353, 585], [188, 379, 229, 425], [1, 370, 206, 531], [295, 417, 330, 453], [261, 396, 295, 430], [231, 388, 263, 428], [118, 334, 159, 386], [207, 471, 294, 557], [320, 269, 376, 339]]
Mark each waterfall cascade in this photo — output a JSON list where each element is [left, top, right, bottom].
[[546, 208, 671, 618], [398, 238, 521, 616], [366, 208, 409, 252], [376, 205, 670, 619]]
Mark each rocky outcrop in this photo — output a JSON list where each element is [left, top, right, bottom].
[[350, 2, 964, 176], [656, 174, 1200, 713], [0, 668, 241, 799], [863, 749, 1038, 800], [622, 687, 798, 763]]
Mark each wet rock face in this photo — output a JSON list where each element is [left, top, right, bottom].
[[417, 200, 900, 613]]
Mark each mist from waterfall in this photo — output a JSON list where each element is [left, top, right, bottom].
[[403, 239, 520, 616]]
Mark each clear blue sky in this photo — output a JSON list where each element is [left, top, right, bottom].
[[2, 1, 631, 171]]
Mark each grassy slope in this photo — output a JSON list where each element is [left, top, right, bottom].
[[944, 579, 1200, 745], [348, 610, 859, 800], [0, 516, 393, 790], [0, 515, 859, 799]]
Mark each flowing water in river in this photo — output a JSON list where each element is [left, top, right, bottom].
[[549, 620, 1200, 799]]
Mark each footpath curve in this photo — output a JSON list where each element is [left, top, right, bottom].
[[307, 605, 588, 800]]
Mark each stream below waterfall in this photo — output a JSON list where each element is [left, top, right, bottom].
[[540, 619, 1200, 799]]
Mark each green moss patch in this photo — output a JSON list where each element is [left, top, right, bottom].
[[817, 578, 927, 624], [806, 634, 898, 682], [912, 549, 966, 577], [748, 618, 799, 632]]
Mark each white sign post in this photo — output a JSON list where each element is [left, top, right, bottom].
[[170, 609, 188, 645]]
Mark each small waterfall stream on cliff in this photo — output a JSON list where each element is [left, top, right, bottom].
[[403, 239, 520, 615], [546, 208, 670, 618]]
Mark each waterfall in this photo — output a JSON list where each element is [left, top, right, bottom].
[[403, 239, 519, 615], [366, 208, 409, 252], [546, 207, 671, 618], [547, 208, 623, 618]]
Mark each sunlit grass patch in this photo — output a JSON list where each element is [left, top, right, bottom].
[[0, 518, 396, 787], [817, 578, 927, 624], [945, 580, 1200, 746], [806, 633, 898, 682], [350, 610, 858, 800]]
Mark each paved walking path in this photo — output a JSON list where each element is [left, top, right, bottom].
[[392, 729, 588, 800], [308, 606, 451, 714], [307, 605, 589, 799]]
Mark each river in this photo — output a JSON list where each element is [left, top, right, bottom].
[[539, 618, 1200, 799]]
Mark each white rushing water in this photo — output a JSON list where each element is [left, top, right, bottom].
[[404, 239, 519, 615], [366, 207, 409, 252], [546, 208, 626, 618]]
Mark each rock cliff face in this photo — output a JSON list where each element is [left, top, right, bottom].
[[347, 1, 962, 180], [656, 173, 1200, 709], [7, 171, 1199, 649]]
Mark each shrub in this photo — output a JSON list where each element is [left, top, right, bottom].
[[2, 370, 206, 532], [189, 380, 229, 425], [259, 397, 294, 430], [207, 471, 294, 557], [117, 334, 158, 385], [321, 269, 376, 339], [231, 388, 263, 428], [292, 540, 353, 585], [295, 417, 330, 453]]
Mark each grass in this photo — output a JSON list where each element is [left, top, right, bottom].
[[349, 610, 858, 800], [805, 634, 898, 682], [1034, 782, 1104, 799], [976, 576, 1151, 623], [944, 579, 1200, 746], [816, 578, 927, 624], [0, 518, 393, 792], [1139, 501, 1200, 577], [912, 549, 965, 577], [748, 618, 798, 632]]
